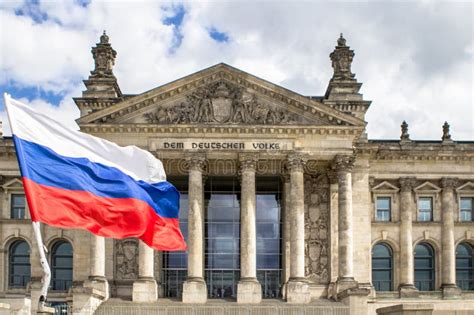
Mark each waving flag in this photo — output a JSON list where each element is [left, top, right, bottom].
[[4, 94, 186, 251]]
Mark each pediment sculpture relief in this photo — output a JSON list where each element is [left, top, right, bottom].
[[144, 81, 297, 124]]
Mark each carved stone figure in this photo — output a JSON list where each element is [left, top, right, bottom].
[[91, 31, 116, 78], [304, 175, 329, 284], [143, 81, 297, 125], [115, 238, 138, 280]]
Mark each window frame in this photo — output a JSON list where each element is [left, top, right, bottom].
[[459, 197, 474, 222], [456, 242, 474, 291], [417, 196, 434, 222], [50, 240, 73, 292], [10, 194, 27, 219], [375, 196, 392, 222], [371, 243, 394, 292], [370, 180, 399, 223], [8, 240, 31, 289], [414, 243, 436, 291]]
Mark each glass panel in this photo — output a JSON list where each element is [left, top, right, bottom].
[[419, 198, 432, 210], [373, 244, 391, 257], [162, 183, 188, 298], [11, 195, 26, 219], [376, 197, 390, 210], [256, 178, 282, 298], [414, 244, 435, 291], [205, 178, 240, 298], [460, 198, 472, 210], [51, 241, 73, 291], [9, 240, 31, 288]]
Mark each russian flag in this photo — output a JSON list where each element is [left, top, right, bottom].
[[3, 94, 186, 251]]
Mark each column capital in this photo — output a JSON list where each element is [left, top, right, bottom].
[[327, 169, 338, 184], [332, 154, 355, 174], [185, 155, 207, 172], [287, 154, 306, 172], [239, 154, 258, 172], [399, 177, 417, 192], [441, 177, 459, 190]]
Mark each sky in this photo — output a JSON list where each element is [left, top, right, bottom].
[[0, 0, 473, 140]]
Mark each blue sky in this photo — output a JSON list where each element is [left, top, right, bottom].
[[0, 1, 472, 139]]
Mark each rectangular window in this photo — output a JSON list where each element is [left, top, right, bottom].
[[376, 197, 391, 222], [11, 194, 26, 219], [460, 197, 473, 222], [418, 197, 433, 222]]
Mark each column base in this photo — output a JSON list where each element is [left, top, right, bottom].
[[37, 305, 55, 314], [441, 284, 461, 299], [335, 277, 358, 295], [132, 278, 158, 303], [182, 279, 207, 304], [237, 278, 262, 304], [398, 284, 419, 298], [337, 287, 370, 315], [84, 276, 109, 300], [285, 279, 311, 304]]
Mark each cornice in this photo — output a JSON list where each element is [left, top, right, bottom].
[[78, 123, 363, 137], [77, 65, 366, 127]]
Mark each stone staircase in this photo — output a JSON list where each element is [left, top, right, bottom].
[[95, 298, 349, 315]]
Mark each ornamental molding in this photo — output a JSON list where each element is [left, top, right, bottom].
[[440, 177, 459, 190], [332, 154, 355, 173], [77, 64, 365, 127], [399, 177, 417, 193]]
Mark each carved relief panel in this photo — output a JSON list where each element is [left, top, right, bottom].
[[114, 238, 139, 280], [143, 81, 300, 125], [304, 174, 329, 284]]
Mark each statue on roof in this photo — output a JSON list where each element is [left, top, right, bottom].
[[91, 31, 117, 78], [330, 33, 355, 81]]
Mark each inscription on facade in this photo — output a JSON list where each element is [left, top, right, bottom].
[[152, 139, 293, 151]]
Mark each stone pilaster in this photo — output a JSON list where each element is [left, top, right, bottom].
[[132, 241, 157, 302], [333, 154, 358, 294], [237, 155, 261, 303], [182, 155, 207, 303], [285, 154, 311, 304], [398, 177, 418, 297], [441, 177, 461, 298]]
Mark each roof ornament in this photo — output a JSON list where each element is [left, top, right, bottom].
[[442, 121, 453, 143], [400, 121, 410, 141], [330, 33, 355, 81], [100, 30, 109, 44], [91, 31, 116, 78]]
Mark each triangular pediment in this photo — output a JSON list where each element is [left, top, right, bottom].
[[77, 63, 365, 128], [414, 181, 441, 193], [456, 182, 474, 192], [2, 178, 23, 190], [371, 181, 400, 193]]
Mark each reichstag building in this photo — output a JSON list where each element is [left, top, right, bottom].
[[0, 33, 473, 315]]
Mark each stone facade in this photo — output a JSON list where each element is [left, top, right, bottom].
[[0, 33, 473, 315]]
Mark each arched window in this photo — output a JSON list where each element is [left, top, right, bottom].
[[456, 243, 474, 290], [51, 241, 73, 291], [9, 240, 31, 288], [414, 243, 435, 291], [372, 243, 393, 291]]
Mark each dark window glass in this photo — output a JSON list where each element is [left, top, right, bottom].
[[162, 178, 188, 298], [460, 198, 473, 222], [376, 197, 391, 222], [372, 243, 393, 291], [205, 177, 240, 299], [414, 243, 435, 291], [418, 197, 433, 222], [456, 243, 474, 290], [11, 194, 26, 219], [9, 240, 31, 288], [51, 241, 73, 291], [256, 177, 282, 298]]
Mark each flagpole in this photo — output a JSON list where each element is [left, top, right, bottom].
[[32, 221, 51, 310], [3, 93, 51, 310]]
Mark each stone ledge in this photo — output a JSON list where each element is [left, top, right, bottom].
[[376, 303, 434, 314]]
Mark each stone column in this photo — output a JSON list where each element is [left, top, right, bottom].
[[182, 155, 207, 303], [281, 174, 291, 299], [285, 154, 310, 304], [441, 177, 461, 298], [237, 155, 261, 303], [84, 235, 109, 298], [334, 155, 358, 293], [132, 240, 157, 302], [399, 177, 418, 297]]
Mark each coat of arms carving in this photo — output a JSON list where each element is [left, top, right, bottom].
[[115, 238, 138, 280]]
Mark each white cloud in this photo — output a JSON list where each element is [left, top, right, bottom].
[[0, 1, 472, 139]]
